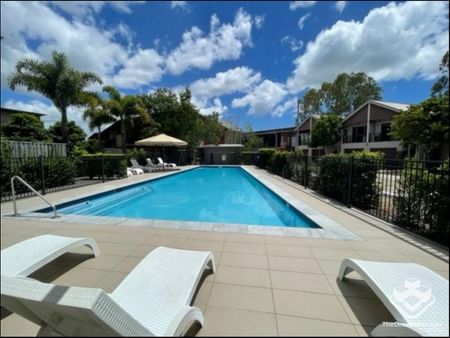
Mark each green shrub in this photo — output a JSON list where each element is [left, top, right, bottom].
[[257, 148, 276, 169], [126, 148, 146, 163], [394, 161, 449, 245], [77, 154, 127, 179], [241, 151, 254, 165], [313, 151, 383, 210], [268, 151, 295, 177]]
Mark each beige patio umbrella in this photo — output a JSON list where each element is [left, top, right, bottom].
[[135, 133, 187, 168]]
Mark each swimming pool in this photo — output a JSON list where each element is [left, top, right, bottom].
[[39, 167, 319, 228]]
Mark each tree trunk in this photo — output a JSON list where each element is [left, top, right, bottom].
[[61, 106, 69, 144], [120, 118, 126, 153], [98, 126, 103, 151]]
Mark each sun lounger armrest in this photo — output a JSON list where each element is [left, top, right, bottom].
[[164, 306, 204, 336]]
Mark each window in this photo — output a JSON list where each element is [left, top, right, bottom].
[[380, 123, 392, 141], [352, 126, 366, 142]]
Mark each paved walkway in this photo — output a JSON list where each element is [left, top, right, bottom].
[[1, 166, 448, 336]]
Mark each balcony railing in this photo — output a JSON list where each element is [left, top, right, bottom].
[[342, 134, 395, 143]]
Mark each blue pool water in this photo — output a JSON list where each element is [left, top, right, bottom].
[[42, 167, 319, 228]]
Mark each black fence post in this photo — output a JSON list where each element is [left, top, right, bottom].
[[40, 155, 46, 195], [101, 155, 105, 183], [347, 157, 353, 207], [304, 156, 308, 188]]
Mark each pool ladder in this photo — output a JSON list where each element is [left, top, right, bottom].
[[11, 176, 59, 218]]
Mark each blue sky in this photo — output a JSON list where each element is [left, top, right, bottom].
[[1, 1, 448, 135]]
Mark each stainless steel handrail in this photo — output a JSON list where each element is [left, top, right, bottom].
[[11, 176, 58, 218]]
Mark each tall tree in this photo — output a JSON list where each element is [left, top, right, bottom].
[[7, 51, 102, 143], [431, 50, 449, 98], [310, 114, 342, 153], [48, 121, 87, 148], [2, 113, 50, 142], [103, 86, 150, 152], [391, 96, 449, 160], [82, 96, 115, 145], [298, 88, 322, 123], [197, 113, 225, 145], [242, 124, 263, 151], [322, 72, 382, 115]]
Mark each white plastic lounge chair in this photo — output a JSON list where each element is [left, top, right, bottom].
[[130, 168, 144, 175], [145, 158, 164, 171], [1, 246, 215, 336], [338, 258, 449, 337], [157, 157, 177, 168], [130, 158, 152, 173], [1, 234, 99, 277], [127, 168, 133, 177]]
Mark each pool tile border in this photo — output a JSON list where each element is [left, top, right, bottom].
[[5, 165, 360, 240]]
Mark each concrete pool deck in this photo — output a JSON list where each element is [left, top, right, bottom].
[[1, 165, 448, 336]]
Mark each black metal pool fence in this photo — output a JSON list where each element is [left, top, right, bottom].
[[261, 156, 449, 247], [1, 155, 127, 202]]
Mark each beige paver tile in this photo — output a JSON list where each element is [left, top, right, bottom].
[[310, 248, 360, 261], [306, 238, 352, 250], [141, 235, 187, 248], [152, 228, 192, 238], [266, 244, 313, 258], [223, 242, 266, 255], [215, 266, 271, 288], [226, 233, 266, 244], [325, 275, 377, 299], [190, 231, 228, 241], [192, 282, 213, 311], [94, 271, 127, 292], [317, 259, 343, 276], [199, 306, 278, 336], [53, 267, 108, 287], [268, 256, 322, 274], [96, 242, 139, 256], [208, 284, 274, 313], [277, 315, 359, 336], [338, 296, 394, 326], [273, 289, 350, 323], [184, 239, 225, 252], [265, 235, 307, 246], [106, 233, 147, 245], [356, 251, 412, 262], [128, 245, 157, 257], [112, 256, 143, 272], [270, 270, 333, 294], [220, 252, 268, 269], [78, 254, 125, 271], [0, 313, 40, 337]]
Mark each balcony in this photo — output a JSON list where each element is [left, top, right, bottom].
[[342, 134, 394, 144]]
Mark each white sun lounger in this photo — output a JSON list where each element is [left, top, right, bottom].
[[1, 246, 215, 336], [130, 158, 152, 173], [157, 157, 177, 168], [338, 258, 449, 337], [145, 158, 164, 171], [1, 234, 99, 277]]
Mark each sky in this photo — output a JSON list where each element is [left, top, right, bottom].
[[1, 1, 448, 136]]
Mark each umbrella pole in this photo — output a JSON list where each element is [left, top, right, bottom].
[[162, 146, 165, 171]]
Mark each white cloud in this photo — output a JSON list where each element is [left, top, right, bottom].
[[232, 80, 288, 116], [255, 15, 265, 29], [289, 1, 317, 11], [171, 1, 188, 9], [197, 98, 228, 116], [3, 99, 90, 134], [287, 1, 449, 92], [281, 36, 304, 52], [113, 49, 164, 89], [273, 97, 299, 117], [165, 8, 254, 75], [335, 1, 347, 13], [47, 1, 145, 18], [190, 66, 262, 99], [298, 13, 311, 30]]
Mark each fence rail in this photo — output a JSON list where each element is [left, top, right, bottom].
[[2, 140, 67, 157], [255, 155, 449, 247], [1, 155, 127, 202]]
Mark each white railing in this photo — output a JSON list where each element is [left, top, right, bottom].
[[11, 176, 58, 218]]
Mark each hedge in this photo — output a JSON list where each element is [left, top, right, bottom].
[[77, 154, 127, 179], [257, 148, 277, 169]]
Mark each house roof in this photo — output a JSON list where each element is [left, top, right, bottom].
[[252, 126, 295, 135], [1, 107, 45, 116], [341, 100, 409, 123], [294, 114, 321, 131]]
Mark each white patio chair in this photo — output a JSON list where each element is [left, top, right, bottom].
[[130, 158, 152, 173], [157, 157, 177, 168], [1, 246, 215, 336], [1, 235, 99, 277], [145, 158, 164, 171], [338, 258, 449, 337]]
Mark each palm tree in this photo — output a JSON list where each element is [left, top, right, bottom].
[[82, 96, 115, 148], [7, 51, 102, 143], [102, 86, 150, 152]]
